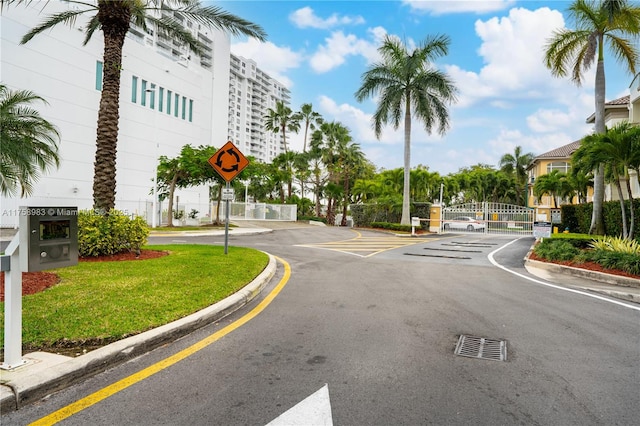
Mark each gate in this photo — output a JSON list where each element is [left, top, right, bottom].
[[442, 202, 534, 236]]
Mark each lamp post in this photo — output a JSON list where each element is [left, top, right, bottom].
[[146, 88, 159, 228]]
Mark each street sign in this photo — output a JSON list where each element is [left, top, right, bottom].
[[208, 141, 249, 182], [221, 188, 234, 201]]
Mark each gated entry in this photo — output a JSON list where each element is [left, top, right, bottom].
[[442, 202, 534, 236]]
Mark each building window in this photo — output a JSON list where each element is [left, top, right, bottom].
[[95, 61, 103, 91], [189, 99, 193, 122], [546, 162, 571, 174], [149, 84, 156, 109], [174, 93, 179, 117], [158, 87, 164, 112], [141, 80, 148, 106], [166, 90, 172, 115], [182, 96, 186, 119], [131, 76, 138, 103]]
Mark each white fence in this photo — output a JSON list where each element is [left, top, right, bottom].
[[212, 202, 297, 221]]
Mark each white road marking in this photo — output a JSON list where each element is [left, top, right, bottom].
[[266, 384, 333, 426], [488, 238, 640, 311]]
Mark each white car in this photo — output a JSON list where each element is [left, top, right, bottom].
[[443, 216, 485, 231]]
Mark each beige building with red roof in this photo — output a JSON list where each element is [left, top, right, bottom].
[[526, 74, 639, 222]]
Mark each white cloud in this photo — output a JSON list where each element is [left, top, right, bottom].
[[230, 39, 303, 87], [289, 7, 365, 29], [446, 7, 596, 110], [402, 0, 516, 15], [309, 30, 381, 73]]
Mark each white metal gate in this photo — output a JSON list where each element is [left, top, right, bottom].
[[442, 202, 534, 236]]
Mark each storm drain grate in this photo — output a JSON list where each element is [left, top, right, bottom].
[[454, 335, 507, 361]]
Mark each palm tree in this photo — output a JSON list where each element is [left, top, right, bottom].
[[577, 123, 640, 238], [264, 100, 300, 154], [355, 34, 458, 225], [534, 170, 569, 208], [0, 84, 60, 197], [543, 0, 640, 234], [293, 103, 323, 153], [499, 146, 534, 206], [9, 0, 266, 213]]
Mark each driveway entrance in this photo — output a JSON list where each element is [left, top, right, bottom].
[[442, 202, 534, 236]]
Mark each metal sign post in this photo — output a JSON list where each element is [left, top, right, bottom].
[[223, 182, 232, 254], [208, 141, 250, 255]]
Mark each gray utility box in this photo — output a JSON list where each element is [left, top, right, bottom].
[[19, 207, 78, 272]]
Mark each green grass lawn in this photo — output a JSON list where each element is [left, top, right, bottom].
[[0, 245, 269, 352]]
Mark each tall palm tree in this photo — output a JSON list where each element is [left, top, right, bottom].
[[355, 34, 458, 225], [499, 146, 534, 206], [264, 100, 300, 154], [0, 84, 60, 197], [9, 0, 266, 213], [543, 0, 640, 234], [293, 103, 323, 153]]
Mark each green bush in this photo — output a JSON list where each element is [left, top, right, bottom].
[[561, 199, 640, 237], [589, 250, 640, 276], [369, 222, 414, 232], [351, 202, 431, 227], [533, 239, 580, 261], [78, 210, 150, 257]]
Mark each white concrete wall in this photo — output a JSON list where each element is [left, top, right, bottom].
[[0, 2, 230, 227]]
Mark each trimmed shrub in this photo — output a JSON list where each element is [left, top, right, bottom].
[[370, 222, 414, 233], [533, 239, 580, 261], [351, 202, 431, 227], [78, 210, 149, 257]]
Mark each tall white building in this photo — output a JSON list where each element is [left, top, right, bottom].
[[227, 53, 291, 163], [0, 1, 234, 227]]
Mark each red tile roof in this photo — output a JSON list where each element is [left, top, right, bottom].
[[534, 140, 581, 160]]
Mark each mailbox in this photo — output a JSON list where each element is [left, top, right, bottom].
[[19, 207, 78, 272]]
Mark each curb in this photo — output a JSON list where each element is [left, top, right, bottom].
[[523, 246, 640, 303], [0, 253, 277, 413]]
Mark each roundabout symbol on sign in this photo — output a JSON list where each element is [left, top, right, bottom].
[[208, 141, 249, 182]]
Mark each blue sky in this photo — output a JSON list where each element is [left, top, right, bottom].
[[218, 0, 633, 176]]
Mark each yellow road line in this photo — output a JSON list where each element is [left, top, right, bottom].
[[30, 257, 292, 426]]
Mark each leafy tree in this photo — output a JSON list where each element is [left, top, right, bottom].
[[293, 103, 323, 153], [543, 0, 640, 234], [0, 84, 60, 196], [156, 144, 218, 226], [8, 0, 266, 213], [499, 146, 534, 206], [354, 34, 458, 225]]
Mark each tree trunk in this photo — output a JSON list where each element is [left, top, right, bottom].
[[589, 55, 606, 235], [401, 98, 411, 225], [625, 177, 635, 240], [92, 1, 131, 214], [341, 174, 350, 226], [614, 177, 628, 238], [167, 174, 178, 227]]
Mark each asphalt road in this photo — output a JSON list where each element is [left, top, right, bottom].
[[2, 226, 639, 425]]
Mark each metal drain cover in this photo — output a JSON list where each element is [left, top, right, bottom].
[[454, 335, 507, 361]]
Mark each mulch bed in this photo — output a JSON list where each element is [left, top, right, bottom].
[[0, 249, 168, 302], [527, 252, 639, 280]]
